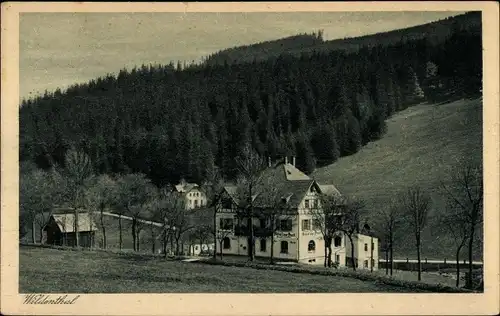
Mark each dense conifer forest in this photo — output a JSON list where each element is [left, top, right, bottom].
[[19, 12, 482, 187]]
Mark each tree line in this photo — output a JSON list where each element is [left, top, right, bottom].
[[371, 159, 483, 289], [20, 149, 213, 257], [19, 23, 481, 187], [21, 141, 482, 290]]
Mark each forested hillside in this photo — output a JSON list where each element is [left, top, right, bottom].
[[205, 12, 481, 65], [19, 12, 482, 187], [204, 32, 325, 66]]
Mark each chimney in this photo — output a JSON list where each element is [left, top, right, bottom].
[[285, 156, 288, 165], [292, 156, 296, 167], [268, 156, 271, 167]]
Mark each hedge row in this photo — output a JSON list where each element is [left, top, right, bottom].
[[199, 258, 476, 293]]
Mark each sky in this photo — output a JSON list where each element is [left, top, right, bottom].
[[19, 11, 465, 101]]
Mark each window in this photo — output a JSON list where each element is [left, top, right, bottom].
[[364, 260, 369, 268], [364, 243, 368, 251], [220, 218, 234, 230], [313, 199, 319, 209], [312, 219, 322, 230], [280, 241, 289, 254], [334, 236, 342, 247], [223, 237, 231, 249], [308, 240, 316, 252], [301, 219, 311, 231], [194, 200, 198, 207], [260, 239, 266, 252], [279, 219, 293, 232], [335, 255, 340, 263], [304, 200, 310, 209]]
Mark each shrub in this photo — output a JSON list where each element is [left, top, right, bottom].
[[199, 258, 476, 293]]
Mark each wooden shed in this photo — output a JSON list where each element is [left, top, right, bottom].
[[43, 213, 97, 247]]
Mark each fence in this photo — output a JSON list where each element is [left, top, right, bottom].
[[378, 258, 483, 272]]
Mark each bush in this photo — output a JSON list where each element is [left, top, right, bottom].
[[199, 258, 476, 293]]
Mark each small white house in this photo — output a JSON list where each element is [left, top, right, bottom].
[[174, 180, 207, 210], [345, 233, 379, 270]]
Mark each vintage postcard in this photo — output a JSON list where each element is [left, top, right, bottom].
[[1, 1, 499, 315]]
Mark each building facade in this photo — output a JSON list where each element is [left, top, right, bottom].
[[43, 213, 97, 248], [174, 180, 207, 210], [215, 158, 349, 266], [345, 233, 379, 270]]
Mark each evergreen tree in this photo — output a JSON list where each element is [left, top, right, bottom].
[[310, 124, 340, 166], [295, 132, 316, 174]]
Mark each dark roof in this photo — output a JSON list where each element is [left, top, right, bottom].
[[49, 213, 97, 233], [222, 162, 338, 209], [318, 184, 342, 198]]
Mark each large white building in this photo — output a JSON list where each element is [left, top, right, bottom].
[[214, 158, 379, 268]]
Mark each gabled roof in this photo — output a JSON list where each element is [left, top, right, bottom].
[[174, 182, 200, 194], [49, 213, 98, 233], [221, 163, 336, 210], [318, 184, 342, 199], [253, 179, 316, 209], [283, 163, 312, 181]]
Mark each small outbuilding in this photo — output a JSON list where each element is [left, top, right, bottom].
[[43, 213, 97, 248]]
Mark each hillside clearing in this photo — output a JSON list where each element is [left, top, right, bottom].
[[314, 98, 483, 260], [19, 246, 428, 293]]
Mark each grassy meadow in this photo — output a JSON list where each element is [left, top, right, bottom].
[[20, 246, 431, 293], [314, 98, 483, 260]]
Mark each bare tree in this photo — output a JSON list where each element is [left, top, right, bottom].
[[149, 188, 175, 258], [115, 173, 156, 252], [401, 186, 431, 281], [234, 144, 267, 261], [254, 176, 293, 265], [84, 174, 117, 249], [60, 148, 94, 247], [440, 160, 483, 289], [190, 225, 212, 255], [20, 168, 65, 244], [203, 163, 225, 260], [161, 192, 196, 255], [340, 197, 365, 271], [438, 206, 469, 287], [375, 201, 402, 276], [313, 193, 344, 268]]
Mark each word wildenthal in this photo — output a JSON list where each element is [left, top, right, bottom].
[[24, 294, 81, 304]]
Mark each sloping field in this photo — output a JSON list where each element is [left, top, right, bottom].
[[314, 98, 483, 260], [19, 246, 428, 293]]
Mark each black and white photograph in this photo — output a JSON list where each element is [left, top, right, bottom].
[[1, 2, 499, 316]]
